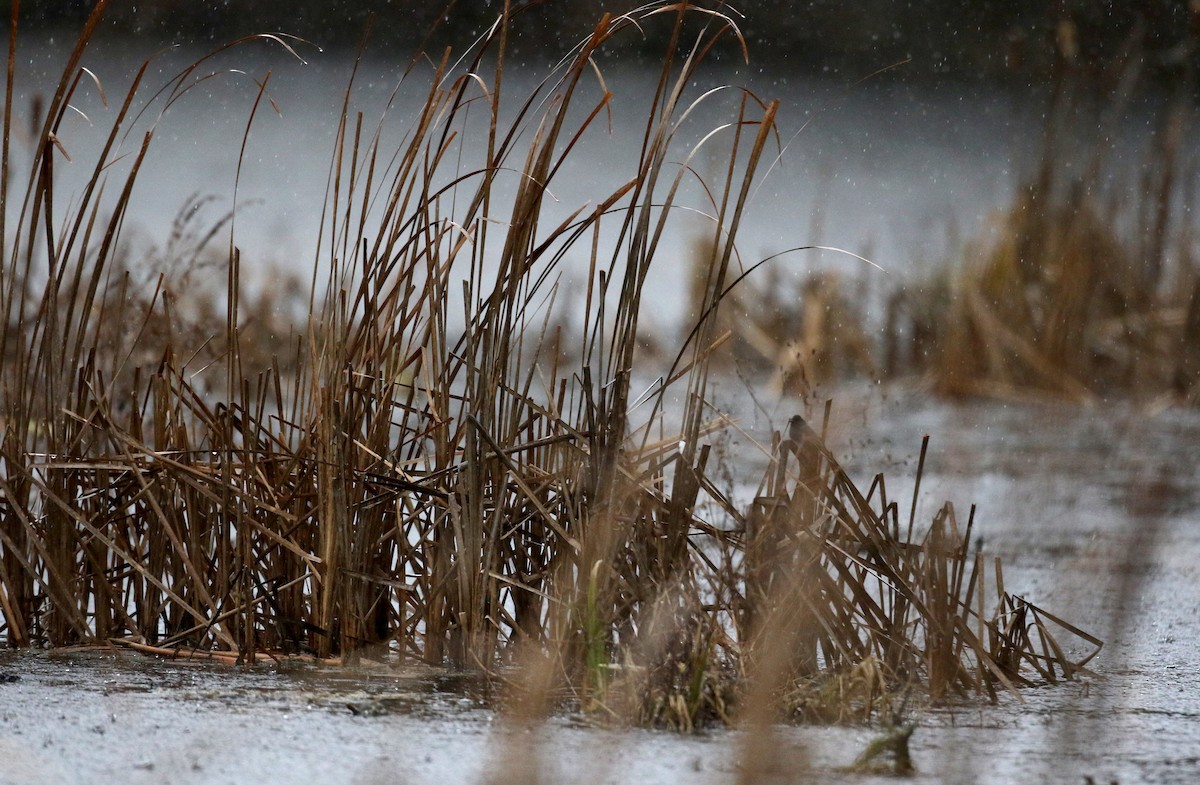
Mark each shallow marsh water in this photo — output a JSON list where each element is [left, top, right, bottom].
[[2, 387, 1197, 785]]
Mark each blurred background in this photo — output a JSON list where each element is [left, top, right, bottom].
[[7, 0, 1199, 84]]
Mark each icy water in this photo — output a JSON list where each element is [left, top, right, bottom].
[[2, 387, 1198, 785]]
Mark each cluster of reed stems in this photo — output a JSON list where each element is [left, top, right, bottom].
[[0, 0, 1097, 728]]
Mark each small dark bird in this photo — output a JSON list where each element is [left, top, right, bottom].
[[785, 414, 823, 491], [786, 414, 809, 446]]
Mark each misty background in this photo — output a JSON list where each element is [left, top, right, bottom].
[[8, 1, 1198, 85]]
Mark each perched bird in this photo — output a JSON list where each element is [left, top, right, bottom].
[[784, 414, 823, 492], [786, 414, 810, 446]]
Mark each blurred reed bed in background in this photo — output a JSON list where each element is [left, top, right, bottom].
[[706, 18, 1200, 407]]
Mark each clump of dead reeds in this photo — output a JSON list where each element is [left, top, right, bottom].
[[740, 412, 1101, 719], [0, 0, 1097, 731]]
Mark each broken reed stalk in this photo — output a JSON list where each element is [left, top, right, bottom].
[[0, 0, 1098, 728], [740, 423, 1101, 719]]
